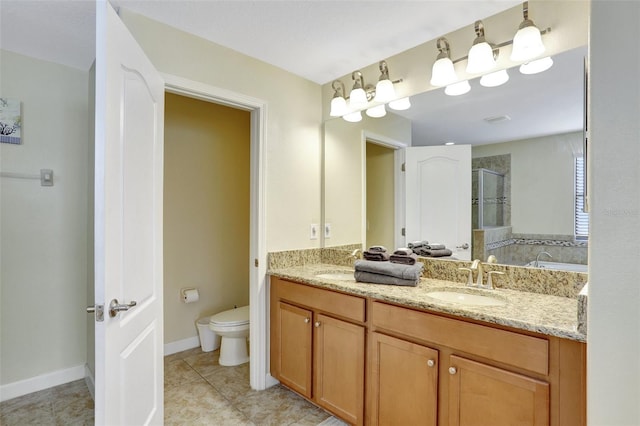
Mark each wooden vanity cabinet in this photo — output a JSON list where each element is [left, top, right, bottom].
[[370, 301, 586, 426], [369, 332, 439, 426], [270, 277, 366, 425]]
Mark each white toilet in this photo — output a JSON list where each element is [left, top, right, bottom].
[[208, 305, 250, 366]]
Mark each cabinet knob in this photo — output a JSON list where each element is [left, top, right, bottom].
[[304, 317, 310, 323], [314, 321, 321, 328], [427, 359, 435, 368], [449, 366, 458, 375]]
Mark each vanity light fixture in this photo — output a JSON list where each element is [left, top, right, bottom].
[[510, 1, 546, 62], [520, 56, 554, 74], [329, 60, 408, 122], [466, 20, 497, 74], [430, 38, 458, 87], [429, 2, 551, 96], [329, 80, 348, 117]]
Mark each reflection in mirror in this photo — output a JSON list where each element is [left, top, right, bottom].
[[323, 46, 588, 272]]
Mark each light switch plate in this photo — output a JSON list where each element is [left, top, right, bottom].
[[310, 224, 318, 240], [324, 223, 331, 239]]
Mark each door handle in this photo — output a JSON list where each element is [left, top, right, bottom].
[[109, 299, 137, 318]]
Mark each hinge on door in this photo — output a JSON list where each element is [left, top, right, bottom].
[[401, 162, 406, 172], [401, 228, 406, 236], [254, 258, 259, 267]]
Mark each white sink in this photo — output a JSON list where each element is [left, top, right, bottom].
[[426, 291, 506, 307], [315, 272, 355, 281]]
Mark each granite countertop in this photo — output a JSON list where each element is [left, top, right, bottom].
[[269, 263, 586, 343]]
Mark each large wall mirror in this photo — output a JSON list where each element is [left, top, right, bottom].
[[323, 45, 588, 272]]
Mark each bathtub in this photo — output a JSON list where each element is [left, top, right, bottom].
[[525, 261, 588, 273]]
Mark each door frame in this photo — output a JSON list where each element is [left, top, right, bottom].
[[162, 74, 270, 390], [360, 131, 408, 249]]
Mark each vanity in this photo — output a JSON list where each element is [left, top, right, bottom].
[[269, 262, 586, 426]]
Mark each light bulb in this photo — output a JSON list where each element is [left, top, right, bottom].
[[520, 56, 553, 74], [511, 25, 545, 62], [388, 97, 411, 111], [366, 104, 386, 118], [430, 57, 458, 87], [374, 79, 395, 103], [445, 81, 471, 96], [466, 42, 496, 74], [329, 96, 347, 117], [343, 111, 362, 123], [480, 69, 509, 87], [349, 87, 367, 109]]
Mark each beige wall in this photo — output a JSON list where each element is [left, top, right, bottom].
[[119, 9, 323, 253], [366, 143, 395, 249], [164, 93, 250, 343], [324, 113, 411, 247], [0, 50, 89, 385], [472, 131, 581, 235]]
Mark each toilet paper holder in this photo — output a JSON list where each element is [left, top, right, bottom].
[[181, 287, 199, 303]]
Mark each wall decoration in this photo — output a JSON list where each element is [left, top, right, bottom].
[[0, 98, 22, 145]]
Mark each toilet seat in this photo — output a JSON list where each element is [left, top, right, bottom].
[[209, 305, 249, 327]]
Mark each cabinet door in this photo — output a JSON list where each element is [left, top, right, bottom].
[[314, 313, 365, 425], [277, 302, 313, 398], [370, 332, 438, 426], [448, 355, 549, 426]]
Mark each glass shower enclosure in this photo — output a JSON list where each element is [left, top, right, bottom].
[[472, 168, 506, 229]]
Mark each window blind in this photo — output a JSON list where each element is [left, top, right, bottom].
[[575, 156, 589, 239]]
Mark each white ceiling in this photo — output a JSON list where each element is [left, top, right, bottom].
[[1, 0, 520, 84], [1, 0, 583, 145]]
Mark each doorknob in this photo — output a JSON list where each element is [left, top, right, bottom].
[[109, 299, 137, 318], [456, 243, 470, 250]]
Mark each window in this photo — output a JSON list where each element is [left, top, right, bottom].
[[575, 156, 589, 240]]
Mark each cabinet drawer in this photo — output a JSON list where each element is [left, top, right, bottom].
[[273, 278, 365, 322], [372, 301, 548, 375]]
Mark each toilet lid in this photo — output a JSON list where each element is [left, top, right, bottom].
[[209, 305, 250, 326]]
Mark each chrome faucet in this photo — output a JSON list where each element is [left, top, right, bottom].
[[471, 259, 484, 287], [350, 248, 362, 260], [534, 251, 553, 267]]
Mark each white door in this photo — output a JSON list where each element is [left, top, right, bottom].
[[93, 2, 164, 424], [405, 145, 471, 260]]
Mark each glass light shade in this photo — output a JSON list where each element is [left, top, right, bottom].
[[329, 96, 348, 117], [349, 87, 367, 109], [480, 69, 509, 87], [374, 79, 395, 103], [388, 97, 411, 111], [366, 104, 386, 118], [445, 80, 471, 96], [519, 56, 553, 74], [510, 25, 545, 62], [430, 57, 458, 87], [466, 42, 496, 74], [343, 111, 362, 123]]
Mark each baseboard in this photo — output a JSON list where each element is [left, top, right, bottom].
[[84, 364, 95, 400], [164, 336, 200, 356], [0, 364, 85, 402]]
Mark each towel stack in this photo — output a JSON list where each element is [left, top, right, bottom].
[[389, 248, 418, 265], [407, 240, 453, 258], [354, 259, 423, 287], [363, 245, 390, 261]]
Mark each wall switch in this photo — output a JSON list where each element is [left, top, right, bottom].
[[324, 223, 331, 239], [310, 224, 319, 240]]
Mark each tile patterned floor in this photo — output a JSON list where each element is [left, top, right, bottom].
[[0, 347, 338, 425]]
